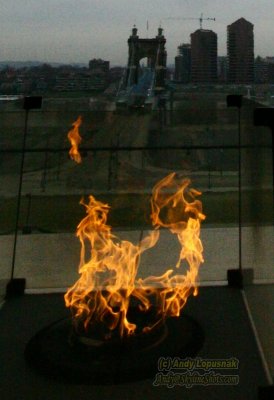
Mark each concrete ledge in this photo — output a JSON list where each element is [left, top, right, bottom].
[[0, 226, 273, 289]]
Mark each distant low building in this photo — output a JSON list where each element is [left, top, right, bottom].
[[255, 56, 269, 83], [54, 70, 107, 92], [109, 66, 125, 83], [89, 59, 110, 75], [266, 57, 274, 84], [268, 65, 274, 84]]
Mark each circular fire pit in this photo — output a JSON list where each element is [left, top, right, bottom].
[[25, 311, 204, 384]]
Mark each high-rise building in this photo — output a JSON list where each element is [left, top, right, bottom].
[[227, 18, 254, 84], [174, 43, 191, 83], [190, 29, 217, 83]]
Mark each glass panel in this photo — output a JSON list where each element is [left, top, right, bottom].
[[0, 96, 252, 290], [1, 95, 273, 378], [242, 128, 273, 379], [2, 147, 239, 288]]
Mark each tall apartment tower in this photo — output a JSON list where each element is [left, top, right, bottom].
[[174, 43, 191, 83], [190, 29, 217, 83], [227, 18, 254, 83]]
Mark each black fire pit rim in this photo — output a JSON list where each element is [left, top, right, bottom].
[[24, 313, 204, 385]]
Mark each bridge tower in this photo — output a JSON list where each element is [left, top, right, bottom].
[[125, 26, 167, 91]]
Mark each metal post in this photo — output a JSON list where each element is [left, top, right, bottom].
[[238, 106, 242, 272], [10, 109, 29, 279], [254, 107, 274, 199], [23, 193, 32, 234], [6, 96, 42, 297], [41, 135, 50, 191], [226, 94, 243, 287]]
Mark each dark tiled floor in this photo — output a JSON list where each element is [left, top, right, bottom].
[[0, 287, 268, 400]]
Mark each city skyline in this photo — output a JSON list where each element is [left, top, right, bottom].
[[0, 0, 273, 66]]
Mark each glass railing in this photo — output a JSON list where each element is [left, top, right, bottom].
[[0, 93, 273, 378]]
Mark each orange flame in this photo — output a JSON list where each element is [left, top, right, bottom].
[[64, 173, 205, 338], [67, 116, 82, 163]]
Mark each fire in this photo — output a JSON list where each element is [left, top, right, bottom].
[[64, 173, 205, 338], [67, 116, 82, 163]]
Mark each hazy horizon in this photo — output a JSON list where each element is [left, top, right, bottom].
[[0, 0, 273, 67]]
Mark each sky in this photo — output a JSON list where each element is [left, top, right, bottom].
[[0, 0, 273, 66]]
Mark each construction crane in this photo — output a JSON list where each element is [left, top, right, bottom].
[[165, 13, 215, 30]]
